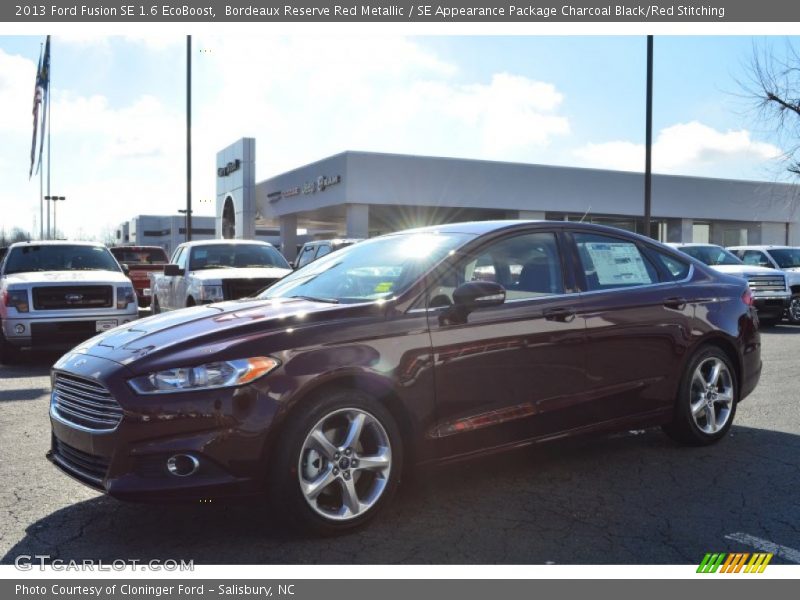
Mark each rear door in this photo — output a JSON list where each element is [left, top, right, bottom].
[[569, 230, 695, 422], [426, 229, 587, 459]]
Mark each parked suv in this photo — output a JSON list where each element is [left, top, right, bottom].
[[0, 241, 138, 362], [294, 238, 363, 269], [728, 245, 800, 323], [670, 243, 790, 325]]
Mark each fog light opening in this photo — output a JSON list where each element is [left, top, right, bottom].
[[14, 324, 25, 334], [166, 454, 199, 477]]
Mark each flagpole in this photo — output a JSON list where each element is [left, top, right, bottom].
[[46, 44, 51, 240], [38, 41, 43, 240]]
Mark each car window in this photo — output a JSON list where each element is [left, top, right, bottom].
[[766, 248, 800, 269], [650, 249, 691, 281], [188, 244, 289, 271], [315, 244, 332, 259], [742, 250, 771, 267], [296, 245, 317, 268], [678, 245, 741, 266], [427, 232, 565, 307], [4, 245, 121, 274], [174, 248, 187, 270], [574, 233, 658, 291], [110, 248, 168, 264]]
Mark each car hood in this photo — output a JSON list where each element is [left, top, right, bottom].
[[710, 265, 783, 277], [191, 267, 291, 282], [73, 296, 366, 368], [3, 270, 129, 286]]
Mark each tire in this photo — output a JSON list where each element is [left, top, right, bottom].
[[186, 297, 195, 307], [787, 294, 800, 325], [662, 346, 737, 446], [269, 388, 403, 535], [0, 328, 20, 365], [152, 296, 161, 315]]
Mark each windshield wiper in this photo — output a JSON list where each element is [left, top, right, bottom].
[[287, 294, 340, 304]]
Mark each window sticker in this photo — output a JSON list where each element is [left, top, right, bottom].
[[374, 282, 393, 293], [584, 243, 651, 285]]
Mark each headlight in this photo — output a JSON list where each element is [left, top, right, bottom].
[[3, 290, 29, 313], [117, 286, 136, 309], [128, 357, 280, 394], [199, 285, 225, 303]]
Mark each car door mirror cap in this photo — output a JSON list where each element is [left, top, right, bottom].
[[452, 281, 506, 311], [164, 264, 184, 277]]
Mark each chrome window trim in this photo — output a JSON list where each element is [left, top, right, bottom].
[[408, 264, 695, 314]]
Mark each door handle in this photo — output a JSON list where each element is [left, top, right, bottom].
[[663, 297, 688, 309], [543, 307, 576, 322]]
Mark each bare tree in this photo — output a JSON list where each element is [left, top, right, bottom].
[[746, 40, 800, 176]]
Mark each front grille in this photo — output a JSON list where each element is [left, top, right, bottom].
[[33, 285, 113, 310], [52, 372, 123, 431], [746, 275, 787, 293], [51, 437, 109, 486], [223, 278, 276, 300]]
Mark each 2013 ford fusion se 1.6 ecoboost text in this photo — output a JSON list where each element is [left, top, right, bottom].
[[47, 221, 761, 533]]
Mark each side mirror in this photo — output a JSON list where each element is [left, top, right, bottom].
[[453, 281, 506, 310], [163, 264, 184, 277], [121, 263, 130, 275]]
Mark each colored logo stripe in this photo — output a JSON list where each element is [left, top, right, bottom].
[[697, 552, 773, 573]]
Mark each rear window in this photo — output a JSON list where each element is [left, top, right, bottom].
[[110, 248, 168, 264], [574, 233, 658, 291]]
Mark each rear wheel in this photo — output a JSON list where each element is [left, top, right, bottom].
[[663, 346, 737, 446], [270, 389, 403, 534]]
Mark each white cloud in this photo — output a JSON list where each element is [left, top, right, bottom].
[[574, 121, 782, 175]]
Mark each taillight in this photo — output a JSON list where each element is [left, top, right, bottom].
[[742, 288, 754, 306]]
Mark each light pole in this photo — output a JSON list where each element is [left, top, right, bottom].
[[44, 195, 65, 239]]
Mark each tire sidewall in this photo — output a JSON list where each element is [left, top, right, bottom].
[[788, 294, 800, 324], [675, 347, 738, 445], [270, 389, 403, 534]]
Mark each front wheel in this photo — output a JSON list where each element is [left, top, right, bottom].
[[663, 346, 737, 446], [788, 294, 800, 324], [270, 389, 403, 534]]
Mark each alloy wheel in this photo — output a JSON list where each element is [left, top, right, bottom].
[[689, 357, 734, 435], [298, 408, 392, 521], [790, 296, 800, 323]]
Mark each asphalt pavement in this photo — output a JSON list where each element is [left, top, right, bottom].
[[1, 327, 799, 565]]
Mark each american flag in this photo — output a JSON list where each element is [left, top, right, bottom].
[[29, 35, 50, 179]]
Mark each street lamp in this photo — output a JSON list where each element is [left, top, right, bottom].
[[178, 209, 193, 243], [44, 195, 65, 239]]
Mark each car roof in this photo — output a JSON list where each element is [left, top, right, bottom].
[[302, 238, 362, 246], [110, 245, 167, 251], [668, 243, 723, 248], [728, 245, 798, 250], [7, 240, 106, 249], [177, 239, 275, 248]]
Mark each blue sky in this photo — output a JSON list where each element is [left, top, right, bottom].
[[0, 35, 794, 239]]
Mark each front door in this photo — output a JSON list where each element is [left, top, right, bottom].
[[426, 230, 587, 460]]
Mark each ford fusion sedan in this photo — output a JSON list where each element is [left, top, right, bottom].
[[48, 221, 761, 533]]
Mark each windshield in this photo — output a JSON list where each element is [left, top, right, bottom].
[[4, 245, 121, 274], [260, 232, 473, 304], [767, 248, 800, 269], [189, 244, 290, 271], [110, 247, 168, 264], [679, 245, 742, 266]]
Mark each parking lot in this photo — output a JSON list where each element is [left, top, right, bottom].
[[1, 326, 799, 565]]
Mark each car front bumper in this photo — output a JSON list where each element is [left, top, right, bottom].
[[46, 352, 281, 502], [752, 294, 790, 319], [3, 310, 139, 349]]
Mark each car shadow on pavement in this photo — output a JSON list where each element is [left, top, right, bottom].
[[2, 425, 799, 565]]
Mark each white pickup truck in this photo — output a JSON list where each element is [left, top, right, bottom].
[[727, 245, 800, 324], [148, 240, 292, 313], [0, 241, 138, 362]]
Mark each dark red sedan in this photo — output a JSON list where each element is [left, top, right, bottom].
[[47, 221, 761, 533]]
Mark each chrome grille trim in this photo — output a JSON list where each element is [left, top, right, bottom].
[[746, 275, 787, 293], [52, 372, 123, 432]]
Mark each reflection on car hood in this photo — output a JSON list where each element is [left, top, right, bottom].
[[710, 265, 783, 277], [72, 296, 352, 366], [4, 270, 129, 285]]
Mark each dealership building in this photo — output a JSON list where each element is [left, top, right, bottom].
[[213, 137, 799, 260]]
